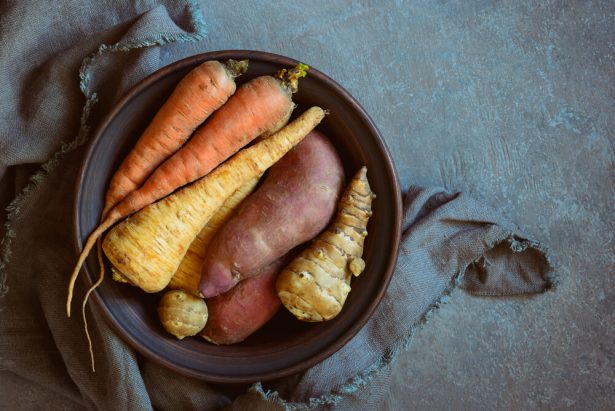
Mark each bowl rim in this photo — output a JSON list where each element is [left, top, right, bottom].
[[73, 49, 403, 382]]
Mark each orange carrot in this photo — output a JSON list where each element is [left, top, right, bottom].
[[109, 65, 307, 220], [67, 63, 309, 317], [103, 59, 248, 217]]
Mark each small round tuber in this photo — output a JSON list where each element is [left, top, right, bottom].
[[158, 290, 208, 340]]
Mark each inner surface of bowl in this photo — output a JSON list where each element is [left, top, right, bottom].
[[75, 50, 401, 382]]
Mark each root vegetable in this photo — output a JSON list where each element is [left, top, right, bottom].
[[102, 107, 326, 294], [103, 59, 248, 216], [71, 59, 248, 370], [67, 63, 308, 316], [112, 65, 306, 221], [276, 167, 373, 322], [199, 130, 345, 298], [201, 258, 286, 345], [158, 290, 208, 340]]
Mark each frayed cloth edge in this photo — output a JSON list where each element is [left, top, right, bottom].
[[458, 231, 558, 293], [248, 232, 554, 410], [248, 277, 461, 411]]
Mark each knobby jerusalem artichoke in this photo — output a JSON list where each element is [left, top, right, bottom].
[[158, 290, 208, 339], [276, 166, 374, 321]]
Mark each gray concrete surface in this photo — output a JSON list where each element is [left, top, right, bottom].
[[2, 0, 613, 409]]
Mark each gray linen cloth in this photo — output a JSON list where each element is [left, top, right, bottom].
[[0, 1, 553, 410]]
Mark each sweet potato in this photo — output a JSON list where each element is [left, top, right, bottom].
[[199, 130, 345, 298], [201, 258, 286, 345]]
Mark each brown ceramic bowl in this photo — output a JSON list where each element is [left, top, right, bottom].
[[74, 50, 402, 383]]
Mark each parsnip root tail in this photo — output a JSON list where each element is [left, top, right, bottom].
[[67, 218, 114, 317], [79, 239, 106, 372]]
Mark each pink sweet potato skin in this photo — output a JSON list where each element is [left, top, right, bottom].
[[200, 259, 284, 345], [199, 130, 345, 298]]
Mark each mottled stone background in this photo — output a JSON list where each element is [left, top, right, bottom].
[[1, 0, 613, 409]]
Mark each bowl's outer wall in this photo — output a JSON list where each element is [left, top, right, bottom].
[[75, 51, 402, 382]]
